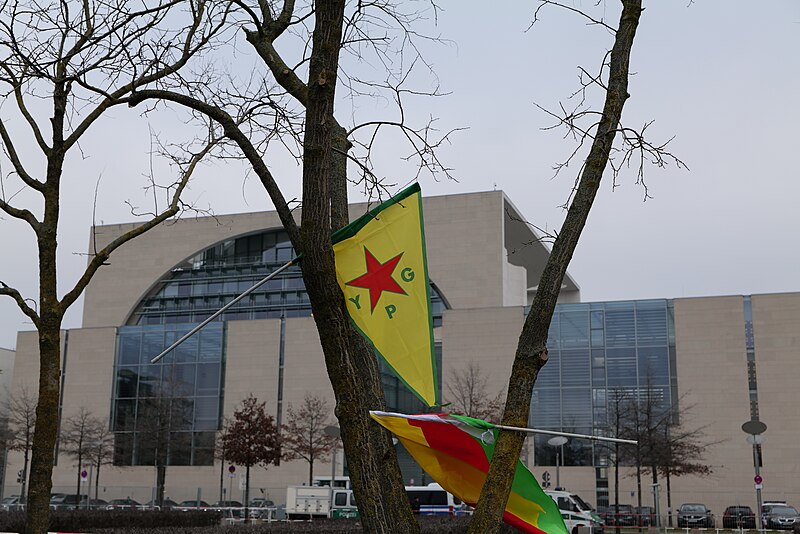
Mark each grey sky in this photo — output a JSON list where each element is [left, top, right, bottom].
[[1, 1, 799, 350]]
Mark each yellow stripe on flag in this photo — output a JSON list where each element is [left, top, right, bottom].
[[333, 184, 437, 406]]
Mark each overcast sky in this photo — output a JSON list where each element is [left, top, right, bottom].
[[1, 1, 799, 350]]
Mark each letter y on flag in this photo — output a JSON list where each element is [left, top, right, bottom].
[[332, 183, 438, 407]]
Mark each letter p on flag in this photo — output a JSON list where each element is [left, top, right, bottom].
[[332, 183, 438, 407]]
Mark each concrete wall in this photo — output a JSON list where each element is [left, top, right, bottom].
[[81, 190, 535, 330]]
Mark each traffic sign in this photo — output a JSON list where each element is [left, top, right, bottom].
[[542, 471, 551, 482], [742, 420, 767, 435], [80, 470, 88, 482], [754, 475, 763, 485], [228, 465, 236, 478]]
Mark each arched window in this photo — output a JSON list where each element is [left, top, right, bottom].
[[129, 229, 447, 326]]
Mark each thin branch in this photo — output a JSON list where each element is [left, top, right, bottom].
[[0, 281, 39, 327], [128, 88, 301, 250], [60, 135, 217, 310]]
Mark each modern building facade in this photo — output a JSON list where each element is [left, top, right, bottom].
[[4, 189, 799, 520]]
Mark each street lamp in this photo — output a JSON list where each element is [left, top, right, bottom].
[[741, 419, 767, 530], [547, 436, 568, 489]]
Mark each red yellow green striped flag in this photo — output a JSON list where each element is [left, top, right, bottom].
[[370, 411, 569, 534], [332, 184, 438, 406]]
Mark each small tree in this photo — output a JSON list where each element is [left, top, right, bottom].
[[281, 394, 338, 485], [221, 395, 280, 523], [59, 407, 104, 506], [7, 388, 37, 504], [135, 391, 193, 507], [445, 361, 505, 421], [85, 424, 114, 504]]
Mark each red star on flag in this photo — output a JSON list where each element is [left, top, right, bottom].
[[346, 248, 407, 312]]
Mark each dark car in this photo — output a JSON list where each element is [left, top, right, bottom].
[[723, 505, 756, 529], [106, 497, 141, 510], [678, 503, 714, 528], [764, 505, 800, 530], [49, 494, 88, 510], [86, 498, 108, 509], [636, 506, 657, 526], [601, 504, 637, 526], [141, 498, 179, 510], [176, 499, 210, 509]]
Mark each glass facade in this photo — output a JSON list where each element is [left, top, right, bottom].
[[113, 228, 448, 468], [530, 299, 677, 504], [129, 229, 447, 327], [112, 322, 224, 466]]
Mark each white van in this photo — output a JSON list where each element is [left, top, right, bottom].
[[545, 489, 604, 534], [405, 483, 462, 515]]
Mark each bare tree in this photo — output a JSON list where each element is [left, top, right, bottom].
[[7, 388, 37, 505], [128, 1, 457, 530], [134, 386, 193, 508], [0, 1, 231, 529], [221, 395, 280, 524], [281, 393, 338, 485], [445, 361, 505, 422], [633, 394, 716, 526], [470, 2, 684, 531], [59, 407, 104, 506], [85, 423, 114, 504]]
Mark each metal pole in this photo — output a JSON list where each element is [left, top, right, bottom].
[[753, 438, 763, 531], [493, 423, 638, 445], [150, 260, 295, 364], [329, 446, 337, 518], [555, 449, 560, 489]]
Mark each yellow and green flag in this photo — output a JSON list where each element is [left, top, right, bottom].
[[332, 183, 438, 406]]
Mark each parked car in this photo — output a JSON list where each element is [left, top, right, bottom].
[[86, 498, 108, 509], [0, 495, 22, 511], [677, 503, 714, 528], [249, 497, 275, 508], [176, 499, 210, 509], [723, 505, 756, 529], [211, 500, 243, 509], [764, 505, 800, 530], [140, 498, 179, 510], [49, 494, 88, 510], [600, 504, 637, 526], [105, 497, 141, 510], [636, 506, 657, 526], [762, 501, 789, 524]]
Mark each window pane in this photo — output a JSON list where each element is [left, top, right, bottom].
[[119, 335, 141, 365]]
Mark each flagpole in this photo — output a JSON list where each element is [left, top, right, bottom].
[[150, 259, 296, 364], [493, 423, 637, 445]]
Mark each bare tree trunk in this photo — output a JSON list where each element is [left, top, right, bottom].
[[666, 471, 672, 526], [468, 2, 643, 532], [74, 448, 83, 505], [298, 2, 418, 532], [244, 464, 251, 524], [27, 151, 65, 533]]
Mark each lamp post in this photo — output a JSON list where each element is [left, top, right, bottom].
[[547, 436, 568, 489], [742, 419, 767, 530]]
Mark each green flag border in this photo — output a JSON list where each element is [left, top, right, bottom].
[[332, 183, 440, 407]]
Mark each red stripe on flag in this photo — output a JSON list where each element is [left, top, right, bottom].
[[408, 416, 490, 471]]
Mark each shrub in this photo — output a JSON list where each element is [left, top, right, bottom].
[[0, 509, 221, 531]]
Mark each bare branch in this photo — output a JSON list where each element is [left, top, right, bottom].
[[128, 88, 302, 249], [531, 0, 616, 33], [0, 281, 39, 327], [59, 133, 218, 310]]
